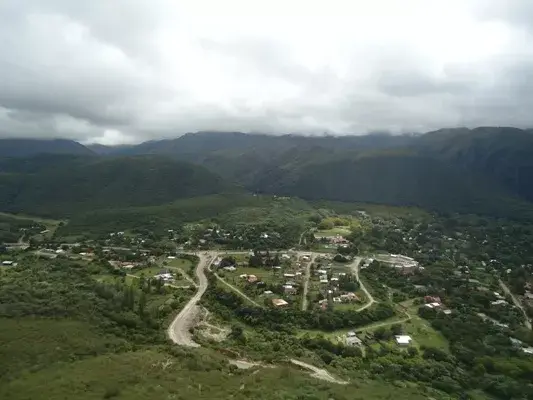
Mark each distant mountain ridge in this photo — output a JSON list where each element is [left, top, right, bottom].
[[0, 139, 95, 157], [0, 155, 236, 216], [2, 127, 533, 220]]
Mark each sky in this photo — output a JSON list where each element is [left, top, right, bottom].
[[1, 0, 533, 145]]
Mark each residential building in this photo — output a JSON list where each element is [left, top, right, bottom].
[[395, 335, 413, 345], [272, 298, 288, 307]]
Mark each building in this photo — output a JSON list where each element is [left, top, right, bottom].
[[2, 261, 14, 266], [424, 296, 441, 304], [395, 335, 412, 345], [346, 331, 362, 346], [491, 299, 508, 306], [272, 298, 288, 307], [154, 273, 173, 282], [340, 292, 360, 302], [283, 285, 297, 294], [247, 275, 258, 283], [223, 266, 236, 272]]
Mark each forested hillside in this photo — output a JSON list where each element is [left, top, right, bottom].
[[0, 139, 94, 157], [4, 127, 533, 221], [0, 156, 236, 216]]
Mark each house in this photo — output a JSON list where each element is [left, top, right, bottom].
[[2, 261, 14, 266], [442, 309, 452, 315], [223, 266, 237, 272], [320, 278, 328, 284], [332, 297, 342, 303], [167, 256, 176, 259], [263, 290, 273, 295], [154, 273, 173, 282], [283, 284, 297, 294], [239, 274, 248, 279], [281, 254, 291, 260], [247, 275, 258, 283], [346, 332, 362, 346], [340, 292, 360, 302], [395, 335, 412, 345], [524, 292, 533, 300], [122, 264, 135, 270], [284, 273, 296, 278], [272, 298, 289, 307], [424, 296, 441, 304], [491, 299, 508, 306]]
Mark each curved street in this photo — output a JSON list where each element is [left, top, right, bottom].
[[167, 252, 214, 347]]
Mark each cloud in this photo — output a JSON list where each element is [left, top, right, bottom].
[[0, 0, 533, 144]]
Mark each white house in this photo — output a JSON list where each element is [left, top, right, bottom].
[[395, 335, 412, 345]]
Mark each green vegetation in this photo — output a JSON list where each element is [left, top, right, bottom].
[[0, 155, 236, 217]]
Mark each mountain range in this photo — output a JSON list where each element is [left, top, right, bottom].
[[1, 127, 533, 220]]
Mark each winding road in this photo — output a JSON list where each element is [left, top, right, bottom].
[[350, 257, 376, 312], [167, 252, 214, 347]]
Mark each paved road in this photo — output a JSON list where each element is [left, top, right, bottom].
[[499, 279, 532, 330], [350, 257, 376, 312], [167, 252, 214, 347], [301, 253, 316, 311]]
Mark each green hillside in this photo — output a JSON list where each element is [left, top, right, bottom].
[[0, 139, 94, 157], [0, 156, 237, 216], [250, 151, 533, 220]]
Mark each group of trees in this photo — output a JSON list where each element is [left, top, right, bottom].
[[0, 256, 189, 343]]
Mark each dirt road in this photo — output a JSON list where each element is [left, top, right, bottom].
[[301, 253, 316, 311], [289, 359, 347, 384], [214, 273, 262, 307], [350, 257, 375, 312], [499, 279, 532, 330], [167, 252, 214, 347]]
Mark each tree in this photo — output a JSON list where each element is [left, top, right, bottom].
[[138, 291, 147, 317]]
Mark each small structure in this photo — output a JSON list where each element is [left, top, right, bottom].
[[395, 335, 412, 346], [223, 266, 236, 272], [491, 299, 508, 306], [346, 331, 362, 346], [154, 273, 173, 282], [284, 273, 296, 278], [2, 261, 14, 266], [247, 275, 258, 283], [272, 298, 288, 307], [424, 296, 441, 304], [283, 285, 297, 294], [442, 309, 452, 315], [263, 290, 273, 295], [340, 292, 360, 302]]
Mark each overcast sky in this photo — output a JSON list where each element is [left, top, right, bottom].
[[1, 0, 533, 144]]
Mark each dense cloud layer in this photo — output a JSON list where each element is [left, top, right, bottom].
[[1, 0, 533, 144]]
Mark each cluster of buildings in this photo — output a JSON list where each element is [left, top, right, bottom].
[[423, 296, 452, 315]]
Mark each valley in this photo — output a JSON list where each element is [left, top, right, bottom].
[[2, 129, 533, 399]]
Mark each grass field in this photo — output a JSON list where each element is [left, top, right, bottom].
[[0, 318, 127, 382], [0, 347, 438, 400]]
